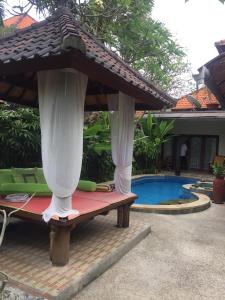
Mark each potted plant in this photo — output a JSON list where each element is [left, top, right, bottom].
[[212, 164, 225, 204]]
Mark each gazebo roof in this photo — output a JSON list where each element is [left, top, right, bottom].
[[0, 8, 174, 110]]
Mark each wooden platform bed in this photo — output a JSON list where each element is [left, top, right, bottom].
[[0, 191, 137, 266]]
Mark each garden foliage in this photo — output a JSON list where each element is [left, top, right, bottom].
[[0, 104, 174, 182], [81, 112, 114, 182], [80, 111, 174, 180], [0, 103, 41, 168]]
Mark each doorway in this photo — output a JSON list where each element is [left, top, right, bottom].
[[173, 135, 218, 171]]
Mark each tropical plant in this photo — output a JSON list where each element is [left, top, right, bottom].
[[0, 103, 41, 168], [134, 112, 174, 173], [84, 111, 111, 153]]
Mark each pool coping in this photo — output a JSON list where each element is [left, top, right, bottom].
[[131, 192, 211, 214], [188, 181, 213, 198], [102, 174, 211, 214]]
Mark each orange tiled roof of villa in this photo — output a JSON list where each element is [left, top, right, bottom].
[[3, 14, 37, 29], [173, 87, 220, 111], [0, 14, 37, 105]]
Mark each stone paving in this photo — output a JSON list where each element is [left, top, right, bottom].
[[0, 214, 150, 299], [74, 204, 225, 300], [0, 172, 218, 300]]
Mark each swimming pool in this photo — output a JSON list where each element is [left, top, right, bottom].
[[132, 176, 197, 205]]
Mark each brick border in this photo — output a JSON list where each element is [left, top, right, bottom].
[[4, 222, 151, 300]]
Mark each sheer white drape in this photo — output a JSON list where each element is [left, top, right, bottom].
[[38, 69, 88, 222], [108, 92, 135, 194]]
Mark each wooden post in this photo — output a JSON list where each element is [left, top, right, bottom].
[[117, 206, 124, 228], [117, 204, 130, 228], [122, 204, 130, 228], [50, 224, 74, 266]]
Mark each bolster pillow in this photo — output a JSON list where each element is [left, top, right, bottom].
[[77, 180, 97, 192], [0, 180, 97, 196], [0, 183, 52, 196]]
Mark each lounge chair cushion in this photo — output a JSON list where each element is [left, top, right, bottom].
[[0, 173, 14, 185], [36, 168, 47, 184], [11, 168, 38, 183], [77, 180, 97, 192], [0, 168, 97, 195]]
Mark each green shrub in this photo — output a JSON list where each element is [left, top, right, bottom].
[[81, 148, 114, 183], [0, 103, 41, 168], [81, 113, 114, 182], [212, 164, 225, 178]]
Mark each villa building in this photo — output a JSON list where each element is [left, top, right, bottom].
[[155, 35, 225, 172], [157, 86, 225, 171]]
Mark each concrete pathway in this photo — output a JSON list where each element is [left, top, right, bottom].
[[74, 204, 225, 300]]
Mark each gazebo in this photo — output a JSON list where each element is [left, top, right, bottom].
[[0, 7, 174, 265]]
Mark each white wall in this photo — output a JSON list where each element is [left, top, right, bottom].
[[171, 119, 225, 155]]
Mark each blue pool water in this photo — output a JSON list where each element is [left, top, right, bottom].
[[132, 176, 197, 205]]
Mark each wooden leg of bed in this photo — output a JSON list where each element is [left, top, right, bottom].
[[122, 204, 130, 228], [117, 204, 130, 228], [50, 225, 73, 266], [117, 206, 124, 228]]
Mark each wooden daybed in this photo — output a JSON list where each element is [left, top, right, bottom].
[[0, 191, 137, 266]]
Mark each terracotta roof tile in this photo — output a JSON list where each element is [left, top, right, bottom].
[[173, 87, 220, 111], [135, 111, 145, 118], [3, 14, 37, 29]]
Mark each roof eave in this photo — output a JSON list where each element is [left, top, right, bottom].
[[199, 54, 225, 109], [0, 49, 172, 110], [154, 111, 225, 120]]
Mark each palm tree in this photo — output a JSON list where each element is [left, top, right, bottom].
[[134, 113, 175, 172]]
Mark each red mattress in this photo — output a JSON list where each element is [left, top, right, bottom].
[[0, 191, 136, 216]]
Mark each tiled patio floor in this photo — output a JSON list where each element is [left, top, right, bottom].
[[0, 213, 150, 299]]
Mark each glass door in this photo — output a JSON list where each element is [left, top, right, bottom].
[[173, 135, 218, 171], [203, 137, 217, 170], [174, 136, 187, 169], [189, 137, 202, 170]]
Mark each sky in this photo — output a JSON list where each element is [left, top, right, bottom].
[[152, 0, 225, 73], [5, 0, 225, 74]]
